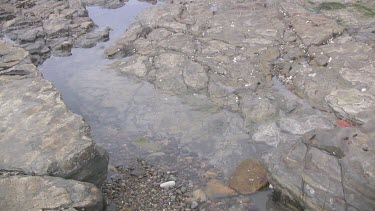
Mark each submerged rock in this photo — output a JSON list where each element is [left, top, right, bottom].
[[204, 179, 237, 199], [228, 160, 268, 195]]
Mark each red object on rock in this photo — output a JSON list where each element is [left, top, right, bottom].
[[337, 118, 354, 128]]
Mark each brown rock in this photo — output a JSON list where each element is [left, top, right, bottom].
[[203, 170, 218, 179], [204, 179, 237, 199], [228, 160, 268, 195]]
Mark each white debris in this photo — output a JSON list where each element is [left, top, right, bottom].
[[269, 184, 273, 189], [308, 73, 316, 77], [160, 181, 176, 189], [306, 184, 315, 195]]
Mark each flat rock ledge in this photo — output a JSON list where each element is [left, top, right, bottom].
[[0, 40, 108, 209]]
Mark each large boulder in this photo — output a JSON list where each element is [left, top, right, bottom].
[[0, 40, 108, 185], [0, 40, 108, 209]]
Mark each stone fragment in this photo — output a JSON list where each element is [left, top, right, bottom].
[[192, 189, 208, 202], [228, 160, 268, 195], [204, 179, 237, 199]]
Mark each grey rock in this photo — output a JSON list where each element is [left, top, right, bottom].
[[0, 41, 108, 185], [191, 201, 198, 209], [326, 89, 375, 125], [0, 0, 111, 64], [0, 175, 104, 211]]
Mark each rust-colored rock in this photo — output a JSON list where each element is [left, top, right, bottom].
[[204, 179, 238, 199], [228, 160, 268, 195]]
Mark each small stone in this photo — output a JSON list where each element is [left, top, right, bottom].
[[181, 187, 187, 193], [192, 189, 207, 202], [204, 179, 237, 199], [160, 181, 176, 189], [203, 170, 218, 179], [169, 175, 177, 181], [191, 201, 198, 209]]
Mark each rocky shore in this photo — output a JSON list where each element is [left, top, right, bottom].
[[105, 0, 375, 210], [1, 0, 374, 210], [0, 0, 112, 210]]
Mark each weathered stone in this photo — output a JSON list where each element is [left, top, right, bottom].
[[228, 160, 268, 195], [153, 53, 188, 94], [0, 175, 104, 211], [0, 41, 108, 185], [278, 115, 334, 135], [326, 89, 375, 125], [240, 94, 277, 127]]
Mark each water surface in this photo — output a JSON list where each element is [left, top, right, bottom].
[[39, 1, 276, 210]]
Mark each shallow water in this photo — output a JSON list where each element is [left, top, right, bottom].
[[39, 0, 277, 210]]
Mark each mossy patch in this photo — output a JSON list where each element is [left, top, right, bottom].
[[133, 137, 149, 143], [132, 137, 162, 152], [318, 2, 347, 11], [353, 4, 375, 17]]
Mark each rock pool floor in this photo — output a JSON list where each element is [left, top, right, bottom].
[[37, 0, 279, 210]]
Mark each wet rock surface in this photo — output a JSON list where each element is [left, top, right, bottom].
[[0, 39, 108, 208], [0, 0, 111, 64], [0, 174, 104, 211], [1, 0, 375, 210], [106, 0, 375, 210]]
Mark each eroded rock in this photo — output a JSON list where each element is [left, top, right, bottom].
[[0, 175, 104, 211], [0, 40, 108, 208]]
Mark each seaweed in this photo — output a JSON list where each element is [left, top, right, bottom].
[[318, 2, 347, 11], [353, 3, 375, 17]]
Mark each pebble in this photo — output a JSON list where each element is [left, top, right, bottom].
[[191, 201, 198, 209], [160, 181, 176, 188]]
